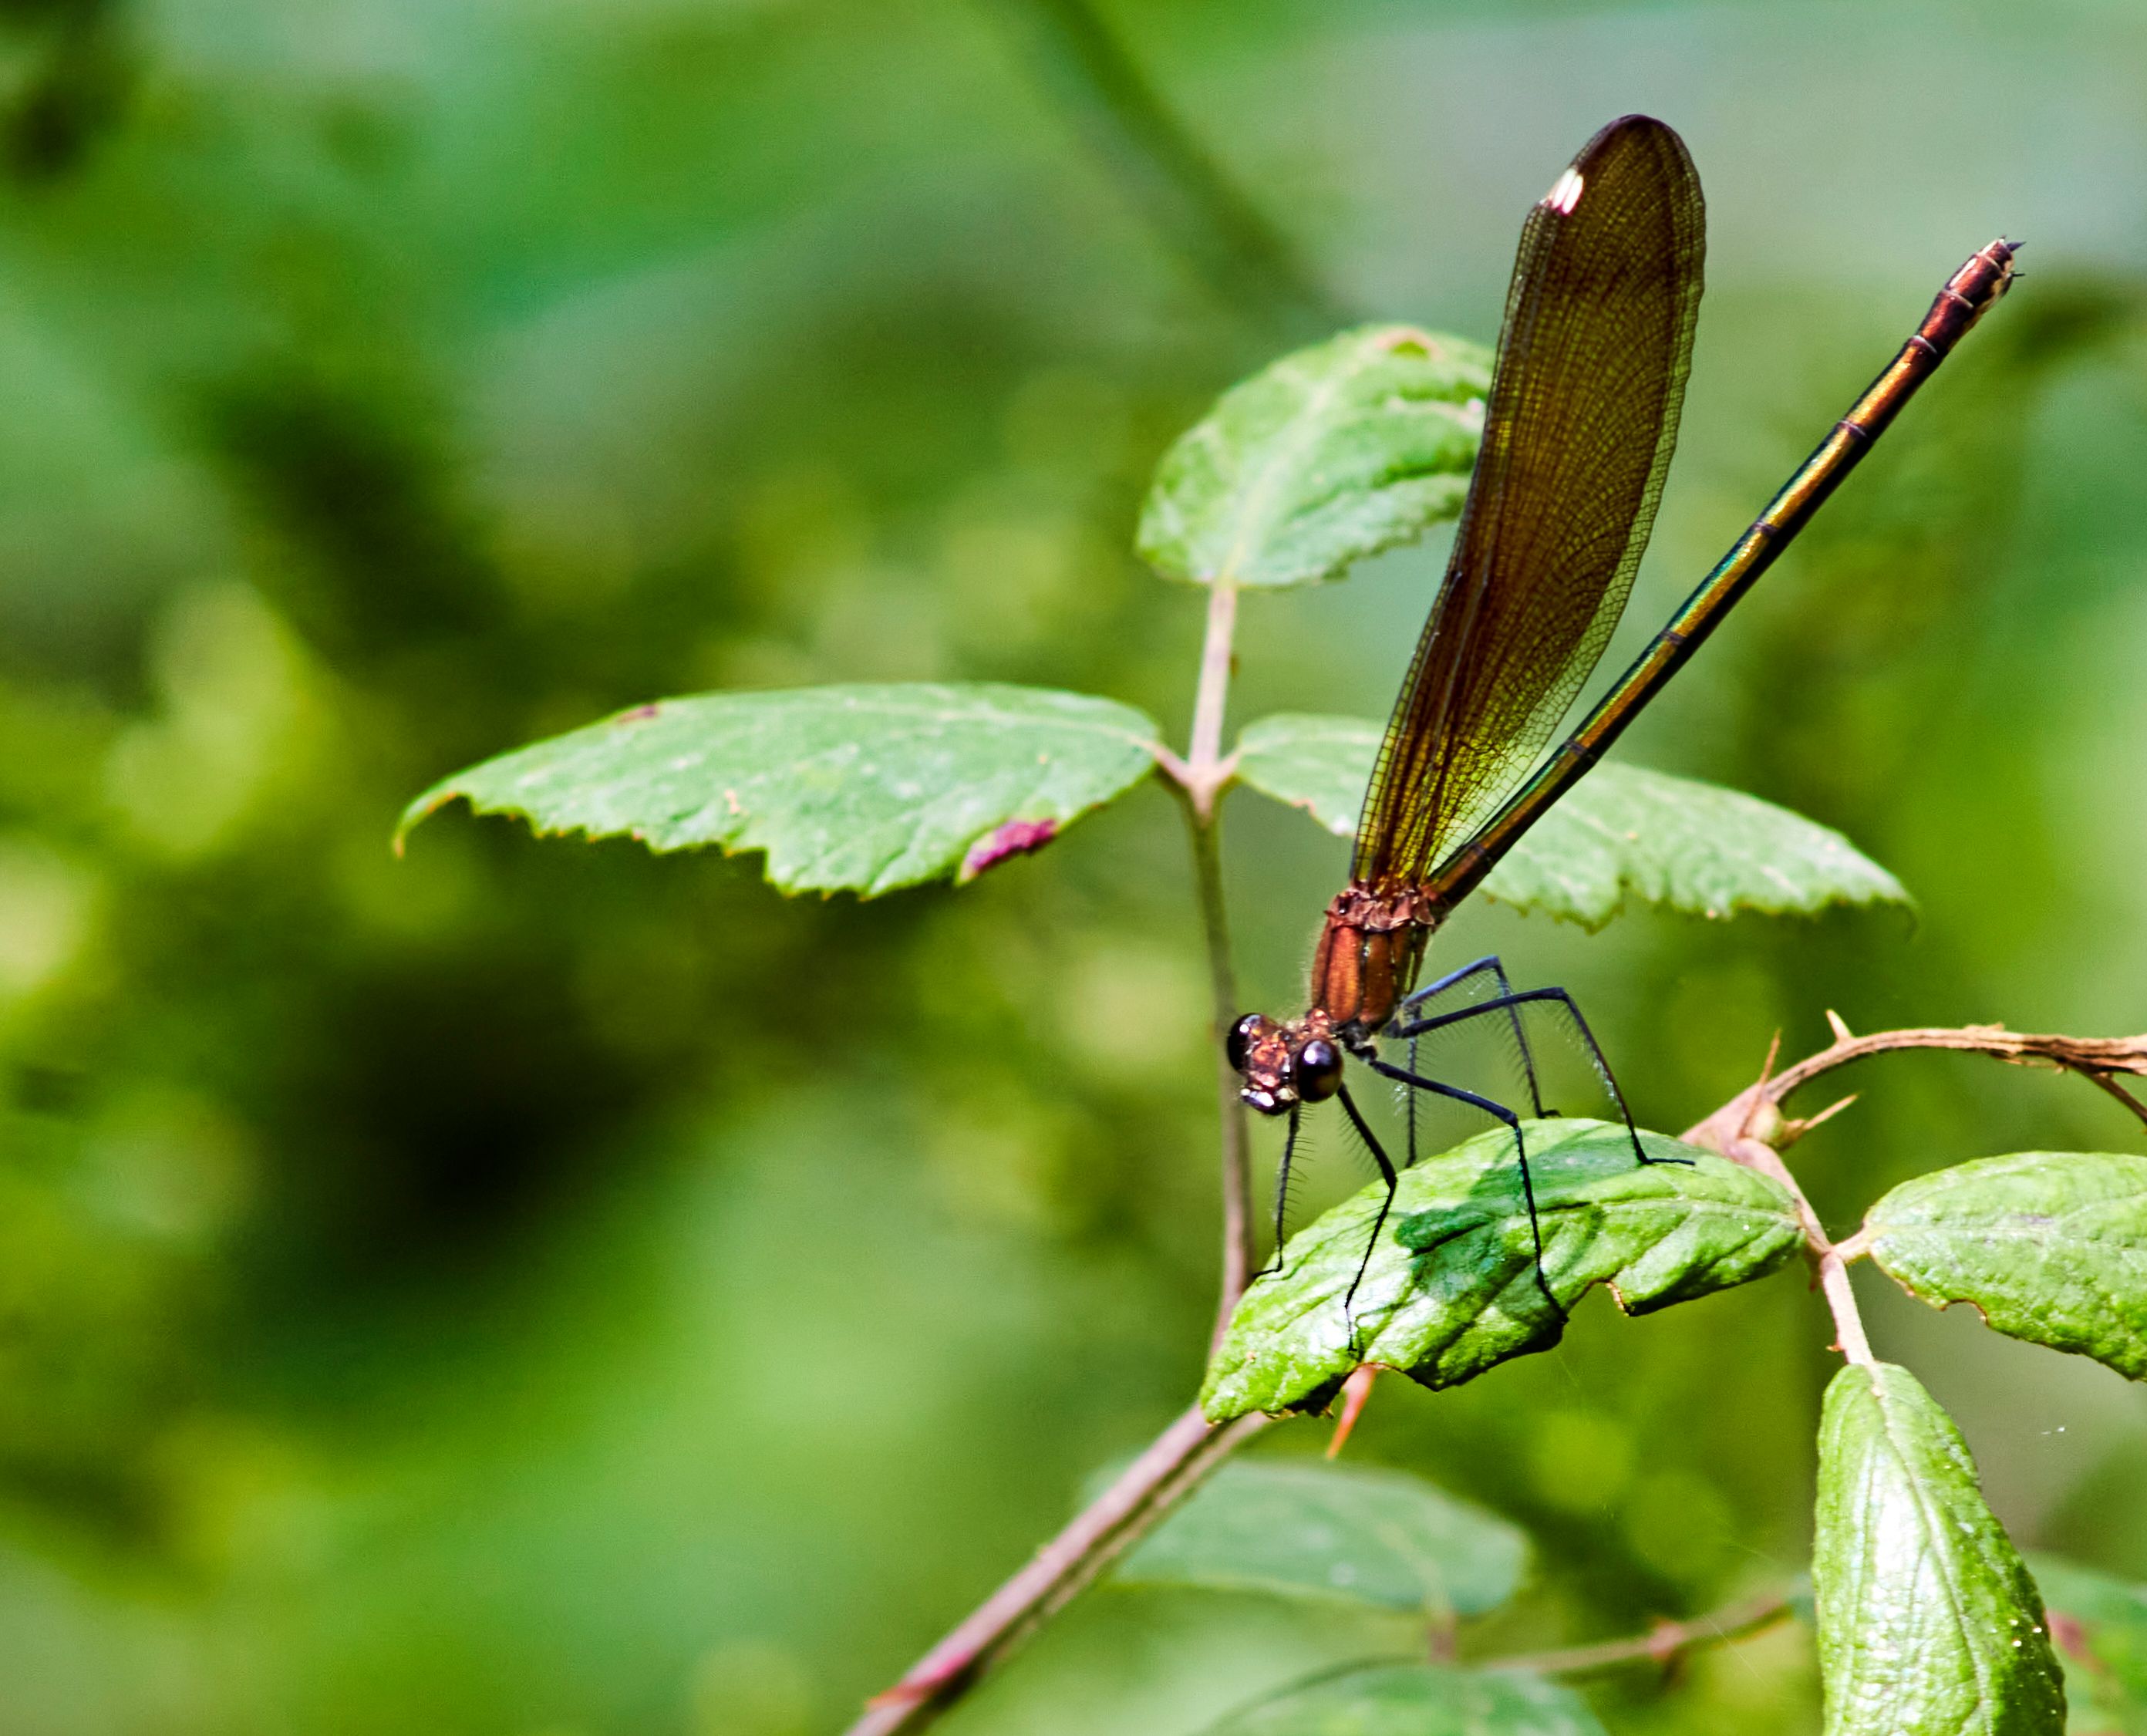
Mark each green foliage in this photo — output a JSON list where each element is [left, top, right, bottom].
[[1481, 763, 1909, 928], [1813, 1363, 2064, 1736], [399, 683, 1163, 896], [1200, 1664, 1607, 1736], [1863, 1152, 2147, 1380], [1229, 713, 1380, 832], [1099, 1460, 1604, 1731], [1135, 325, 1489, 589], [2030, 1556, 2147, 1734], [0, 5, 2122, 1728], [1202, 1121, 1800, 1420], [1232, 713, 1909, 926], [1112, 1458, 1528, 1618]]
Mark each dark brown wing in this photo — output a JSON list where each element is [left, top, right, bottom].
[[1353, 115, 1704, 892]]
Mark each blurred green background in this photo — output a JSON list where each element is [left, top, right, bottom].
[[0, 0, 2143, 1731]]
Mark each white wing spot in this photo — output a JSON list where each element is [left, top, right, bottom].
[[1544, 167, 1584, 214]]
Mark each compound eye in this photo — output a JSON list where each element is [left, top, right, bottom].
[[1296, 1038, 1343, 1102], [1226, 1013, 1262, 1073]]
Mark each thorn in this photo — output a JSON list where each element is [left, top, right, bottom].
[[1775, 1090, 1857, 1151], [1756, 1030, 1783, 1089], [1742, 1094, 1789, 1149], [1825, 1010, 1855, 1043], [1327, 1367, 1378, 1458], [1797, 1093, 1859, 1137]]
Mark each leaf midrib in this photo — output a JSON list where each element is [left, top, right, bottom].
[[1871, 1371, 2000, 1736]]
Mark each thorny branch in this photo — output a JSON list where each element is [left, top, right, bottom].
[[1680, 1035, 1872, 1364], [1682, 1018, 2147, 1366], [1160, 575, 1259, 1340], [845, 1016, 2145, 1735], [1692, 1020, 2147, 1142]]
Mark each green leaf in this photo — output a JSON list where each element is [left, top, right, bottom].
[[1482, 763, 1909, 927], [1232, 713, 1380, 835], [1814, 1361, 2065, 1736], [1230, 713, 1909, 929], [2028, 1555, 2147, 1734], [1137, 325, 1489, 589], [1202, 1120, 1800, 1421], [1111, 1459, 1527, 1618], [397, 683, 1162, 896], [1863, 1153, 2147, 1381], [1202, 1664, 1607, 1736]]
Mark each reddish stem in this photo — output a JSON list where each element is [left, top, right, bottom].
[[844, 1406, 1267, 1735]]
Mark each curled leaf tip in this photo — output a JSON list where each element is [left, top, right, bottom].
[[391, 790, 457, 855], [958, 817, 1059, 883]]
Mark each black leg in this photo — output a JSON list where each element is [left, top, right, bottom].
[[1399, 953, 1520, 1013], [1364, 1057, 1564, 1321], [1406, 1028, 1421, 1168], [1334, 1082, 1400, 1338], [1391, 985, 1671, 1171], [1397, 954, 1547, 1117], [1252, 1102, 1303, 1283]]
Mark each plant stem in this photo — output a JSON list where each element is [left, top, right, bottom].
[[1816, 1254, 1876, 1365], [2086, 1070, 2147, 1127], [1186, 575, 1239, 816], [1188, 802, 1256, 1334], [1683, 1085, 1874, 1365], [1175, 573, 1256, 1332], [987, 0, 1336, 334], [1491, 1590, 1795, 1677], [841, 1406, 1268, 1736]]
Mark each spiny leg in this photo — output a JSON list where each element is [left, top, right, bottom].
[[1252, 1102, 1304, 1283], [1364, 1057, 1564, 1321], [1397, 954, 1547, 1117], [1392, 984, 1676, 1171], [1398, 953, 1524, 1013], [1406, 1028, 1421, 1168]]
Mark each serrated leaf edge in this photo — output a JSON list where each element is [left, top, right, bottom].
[[395, 684, 1168, 898]]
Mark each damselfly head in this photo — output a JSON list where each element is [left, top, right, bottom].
[[1229, 1012, 1343, 1115]]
